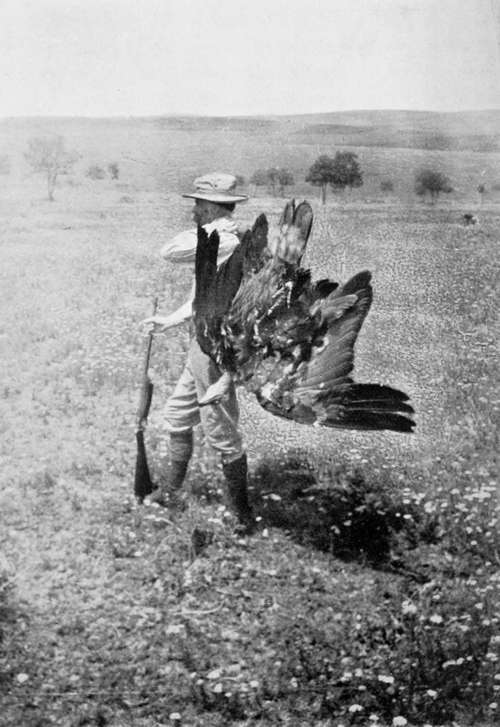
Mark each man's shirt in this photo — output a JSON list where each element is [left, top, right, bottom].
[[160, 217, 240, 268]]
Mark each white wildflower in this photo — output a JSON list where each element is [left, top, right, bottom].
[[402, 600, 417, 615], [348, 704, 363, 713], [207, 668, 223, 680], [378, 674, 395, 684]]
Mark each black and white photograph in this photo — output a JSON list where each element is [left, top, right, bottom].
[[1, 1, 499, 725]]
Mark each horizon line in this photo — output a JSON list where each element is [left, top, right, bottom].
[[1, 107, 500, 122]]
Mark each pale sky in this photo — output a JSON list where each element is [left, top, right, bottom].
[[1, 0, 499, 117]]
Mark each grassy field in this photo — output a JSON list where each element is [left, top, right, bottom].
[[0, 114, 499, 726]]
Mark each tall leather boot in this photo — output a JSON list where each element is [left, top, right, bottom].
[[149, 431, 193, 508], [222, 454, 256, 535]]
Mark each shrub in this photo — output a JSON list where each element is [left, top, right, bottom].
[[107, 162, 119, 180], [0, 154, 10, 175], [415, 168, 453, 203], [250, 168, 268, 187], [86, 165, 106, 181], [250, 168, 294, 196]]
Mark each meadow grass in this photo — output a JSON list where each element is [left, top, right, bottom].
[[0, 175, 498, 726]]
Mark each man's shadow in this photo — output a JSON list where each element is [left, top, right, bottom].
[[248, 454, 429, 573]]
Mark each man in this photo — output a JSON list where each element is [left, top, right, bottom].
[[144, 172, 255, 534]]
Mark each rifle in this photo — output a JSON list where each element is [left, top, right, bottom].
[[134, 297, 158, 502]]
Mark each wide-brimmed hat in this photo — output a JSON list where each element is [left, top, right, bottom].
[[182, 173, 248, 204]]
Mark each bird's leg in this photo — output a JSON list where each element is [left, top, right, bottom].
[[198, 371, 233, 406]]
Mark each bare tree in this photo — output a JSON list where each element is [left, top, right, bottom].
[[25, 136, 78, 200]]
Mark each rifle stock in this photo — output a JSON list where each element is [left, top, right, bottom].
[[134, 297, 158, 502]]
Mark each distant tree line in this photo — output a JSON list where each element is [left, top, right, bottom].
[[245, 153, 458, 206], [8, 133, 497, 206], [246, 153, 363, 203]]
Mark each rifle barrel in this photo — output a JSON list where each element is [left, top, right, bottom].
[[134, 296, 159, 501], [136, 297, 158, 427]]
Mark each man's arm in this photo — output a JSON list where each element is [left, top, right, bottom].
[[145, 224, 239, 332], [160, 230, 198, 263], [142, 298, 193, 332], [161, 227, 239, 264]]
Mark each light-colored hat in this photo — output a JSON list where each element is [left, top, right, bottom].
[[182, 172, 248, 204]]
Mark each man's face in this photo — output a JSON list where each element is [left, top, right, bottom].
[[192, 199, 219, 226]]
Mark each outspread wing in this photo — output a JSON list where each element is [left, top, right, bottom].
[[256, 271, 415, 433], [297, 271, 373, 391]]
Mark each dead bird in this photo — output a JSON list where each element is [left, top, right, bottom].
[[193, 200, 415, 433]]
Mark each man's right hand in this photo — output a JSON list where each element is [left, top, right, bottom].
[[141, 314, 179, 332]]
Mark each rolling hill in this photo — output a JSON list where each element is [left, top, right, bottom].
[[1, 109, 500, 203]]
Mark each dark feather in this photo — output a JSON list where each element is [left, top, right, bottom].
[[242, 214, 270, 274], [193, 225, 219, 319]]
